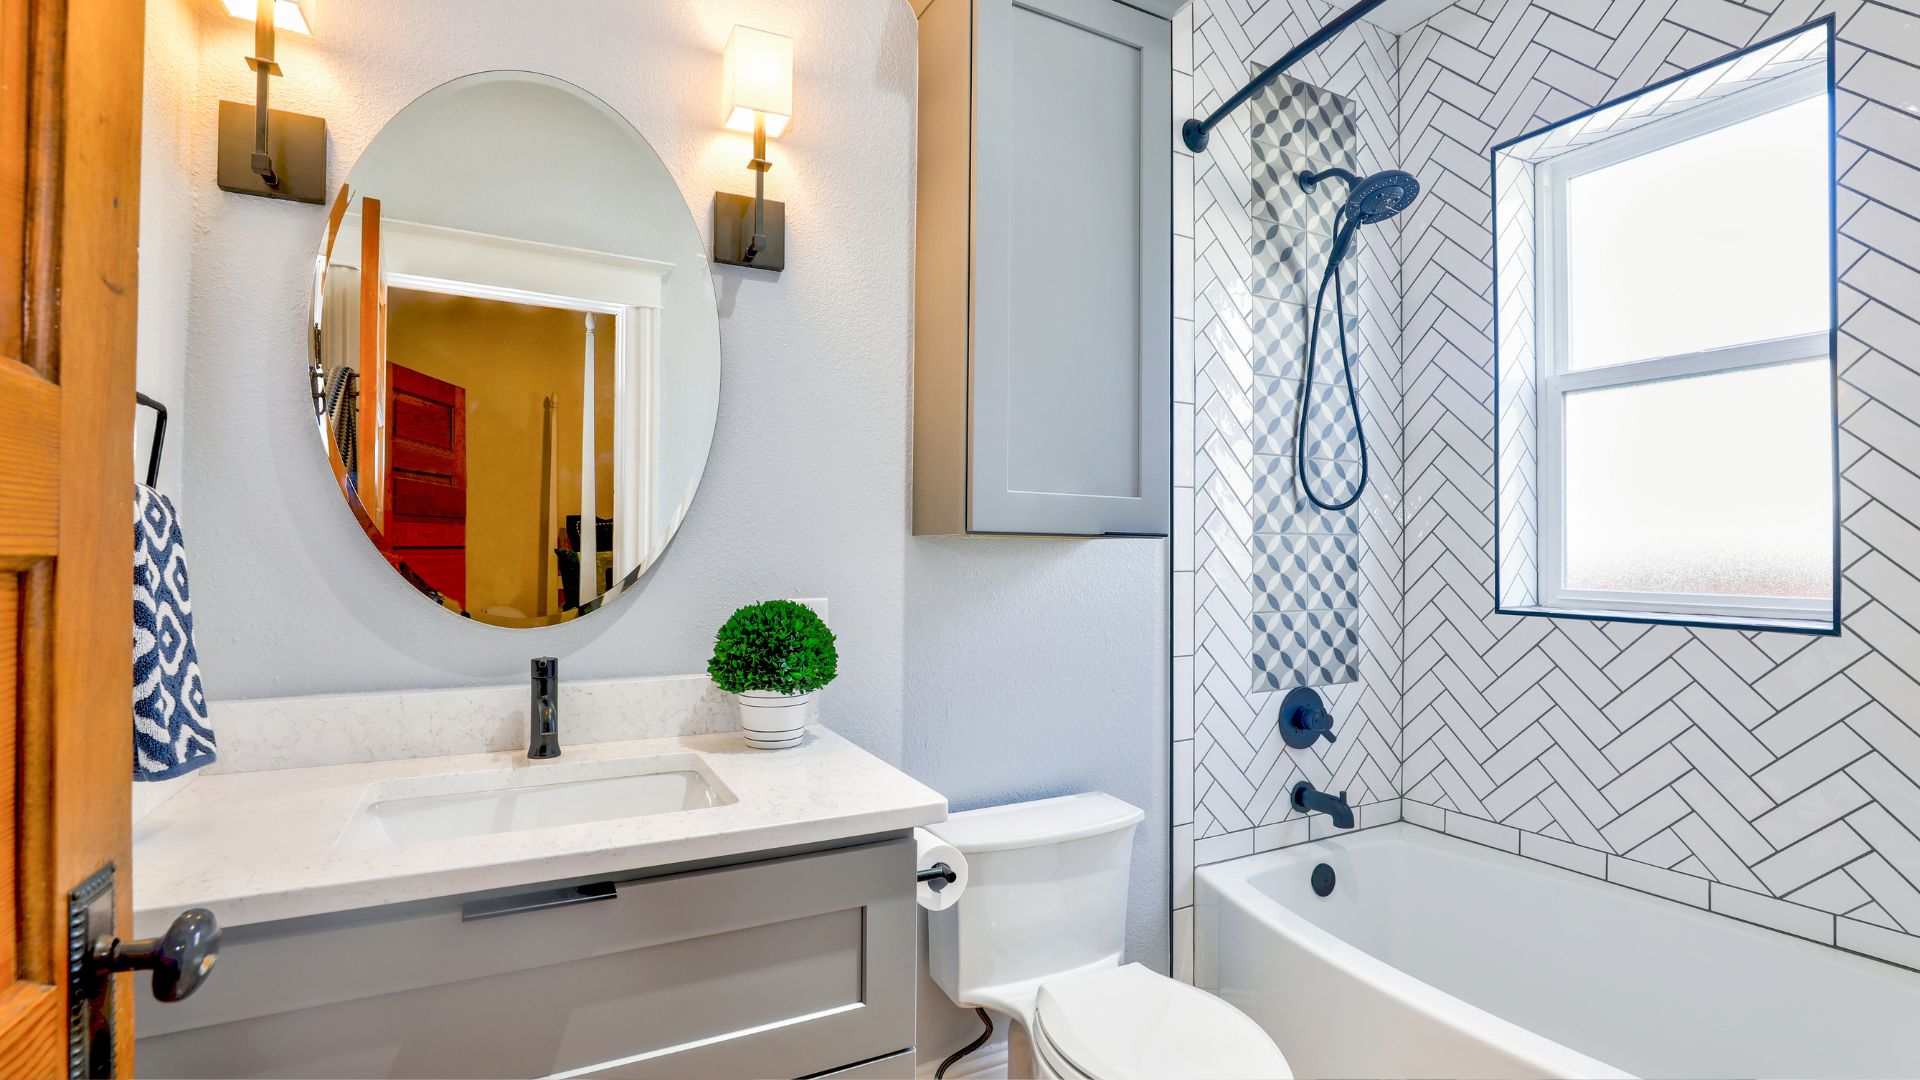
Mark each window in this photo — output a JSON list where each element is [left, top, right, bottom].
[[1493, 21, 1839, 634]]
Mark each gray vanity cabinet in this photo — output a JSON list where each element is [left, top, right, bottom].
[[135, 838, 917, 1079], [914, 0, 1173, 537]]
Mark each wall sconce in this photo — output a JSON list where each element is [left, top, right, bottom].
[[216, 0, 326, 204], [713, 26, 792, 272]]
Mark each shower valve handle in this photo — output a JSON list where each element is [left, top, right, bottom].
[[1279, 687, 1337, 749]]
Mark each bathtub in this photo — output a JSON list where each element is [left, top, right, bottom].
[[1196, 824, 1920, 1079]]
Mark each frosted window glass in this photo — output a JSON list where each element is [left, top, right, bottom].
[[1563, 359, 1831, 599], [1564, 96, 1829, 371]]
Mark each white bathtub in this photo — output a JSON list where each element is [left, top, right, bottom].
[[1196, 824, 1920, 1079]]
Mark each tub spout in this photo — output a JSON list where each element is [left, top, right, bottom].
[[1292, 781, 1355, 829]]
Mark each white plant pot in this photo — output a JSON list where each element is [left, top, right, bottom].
[[735, 690, 813, 750]]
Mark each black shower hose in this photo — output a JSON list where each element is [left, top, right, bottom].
[[1294, 208, 1370, 513]]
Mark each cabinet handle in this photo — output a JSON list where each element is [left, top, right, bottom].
[[461, 881, 616, 921]]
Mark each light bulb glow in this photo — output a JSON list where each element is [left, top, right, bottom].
[[223, 0, 311, 35]]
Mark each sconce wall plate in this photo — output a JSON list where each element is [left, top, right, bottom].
[[217, 100, 326, 204], [713, 192, 786, 272]]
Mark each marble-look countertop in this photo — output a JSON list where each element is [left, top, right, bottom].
[[132, 727, 947, 937]]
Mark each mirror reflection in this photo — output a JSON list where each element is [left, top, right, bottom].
[[310, 71, 720, 628]]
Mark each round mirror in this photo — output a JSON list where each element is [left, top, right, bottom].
[[309, 72, 720, 628]]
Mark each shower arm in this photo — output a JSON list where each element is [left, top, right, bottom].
[[1181, 0, 1391, 154]]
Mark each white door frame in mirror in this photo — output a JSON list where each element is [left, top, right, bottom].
[[332, 214, 673, 597]]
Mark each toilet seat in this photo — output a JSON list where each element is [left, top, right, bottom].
[[1032, 963, 1292, 1080]]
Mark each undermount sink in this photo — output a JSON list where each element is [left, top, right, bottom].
[[337, 753, 734, 849]]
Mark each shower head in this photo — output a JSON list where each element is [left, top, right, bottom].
[[1345, 169, 1420, 224], [1298, 167, 1422, 226]]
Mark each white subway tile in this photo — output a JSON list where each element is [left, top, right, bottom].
[[1607, 856, 1710, 909], [1710, 883, 1835, 944]]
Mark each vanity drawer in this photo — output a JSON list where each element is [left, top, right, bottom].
[[137, 837, 917, 1079]]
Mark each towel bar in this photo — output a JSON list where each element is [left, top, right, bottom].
[[137, 392, 168, 488]]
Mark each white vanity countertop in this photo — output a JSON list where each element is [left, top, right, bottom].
[[131, 727, 946, 937]]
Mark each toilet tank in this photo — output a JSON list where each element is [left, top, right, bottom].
[[927, 793, 1145, 1006]]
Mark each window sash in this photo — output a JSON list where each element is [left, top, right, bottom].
[[1536, 338, 1832, 622], [1532, 72, 1832, 624]]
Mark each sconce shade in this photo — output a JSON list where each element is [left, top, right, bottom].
[[723, 26, 792, 137], [222, 0, 310, 34]]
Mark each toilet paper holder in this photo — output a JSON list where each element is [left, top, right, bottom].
[[917, 862, 958, 887]]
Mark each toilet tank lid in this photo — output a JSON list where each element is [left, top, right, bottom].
[[929, 793, 1145, 853]]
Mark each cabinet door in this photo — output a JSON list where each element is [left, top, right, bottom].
[[135, 840, 917, 1079], [970, 0, 1171, 536]]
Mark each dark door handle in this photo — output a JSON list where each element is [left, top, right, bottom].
[[88, 907, 220, 1002]]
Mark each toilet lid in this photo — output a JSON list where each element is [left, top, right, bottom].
[[1035, 963, 1292, 1080]]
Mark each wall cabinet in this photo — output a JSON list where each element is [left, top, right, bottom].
[[914, 0, 1172, 537], [136, 838, 917, 1079]]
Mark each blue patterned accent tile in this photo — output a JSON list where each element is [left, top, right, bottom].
[[1251, 533, 1360, 611], [1251, 608, 1360, 691], [1250, 299, 1365, 383], [1252, 161, 1341, 235], [1250, 226, 1367, 307], [1250, 462, 1361, 537], [1246, 79, 1359, 168]]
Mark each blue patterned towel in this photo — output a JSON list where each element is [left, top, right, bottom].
[[134, 484, 214, 780]]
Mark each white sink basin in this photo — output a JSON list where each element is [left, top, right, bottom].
[[337, 753, 734, 849]]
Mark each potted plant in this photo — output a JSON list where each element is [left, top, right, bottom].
[[707, 600, 839, 749]]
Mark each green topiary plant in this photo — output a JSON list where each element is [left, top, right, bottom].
[[708, 600, 839, 696]]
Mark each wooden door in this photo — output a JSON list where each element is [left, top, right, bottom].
[[0, 0, 144, 1074], [384, 362, 467, 605]]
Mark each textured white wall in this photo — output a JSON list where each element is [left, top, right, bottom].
[[905, 537, 1171, 965], [131, 0, 201, 826], [138, 0, 1170, 1012], [179, 0, 920, 763], [137, 0, 197, 500]]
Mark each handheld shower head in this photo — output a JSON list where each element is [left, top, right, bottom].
[[1289, 163, 1423, 512], [1299, 167, 1422, 225], [1346, 169, 1420, 224]]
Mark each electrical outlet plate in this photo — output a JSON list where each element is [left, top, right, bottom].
[[790, 598, 828, 624]]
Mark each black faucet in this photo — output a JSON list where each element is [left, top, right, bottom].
[[529, 657, 561, 759], [1292, 781, 1354, 829]]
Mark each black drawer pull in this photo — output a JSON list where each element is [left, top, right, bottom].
[[461, 881, 616, 921]]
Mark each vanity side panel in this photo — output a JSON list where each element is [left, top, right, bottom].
[[912, 0, 976, 536]]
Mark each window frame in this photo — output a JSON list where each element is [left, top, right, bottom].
[[1528, 63, 1838, 631]]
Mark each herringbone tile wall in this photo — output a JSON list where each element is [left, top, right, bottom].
[[1173, 0, 1920, 978], [1399, 0, 1920, 968], [1172, 0, 1407, 982]]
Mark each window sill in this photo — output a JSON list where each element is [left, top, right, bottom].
[[1496, 604, 1839, 637]]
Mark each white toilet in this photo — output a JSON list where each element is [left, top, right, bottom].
[[927, 793, 1291, 1080]]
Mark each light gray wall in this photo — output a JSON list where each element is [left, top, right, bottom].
[[179, 0, 919, 764], [132, 0, 202, 826], [904, 537, 1171, 967], [136, 0, 197, 501], [140, 0, 1170, 1009]]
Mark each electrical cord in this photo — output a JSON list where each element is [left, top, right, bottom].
[[934, 1008, 994, 1079], [1294, 206, 1370, 513]]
